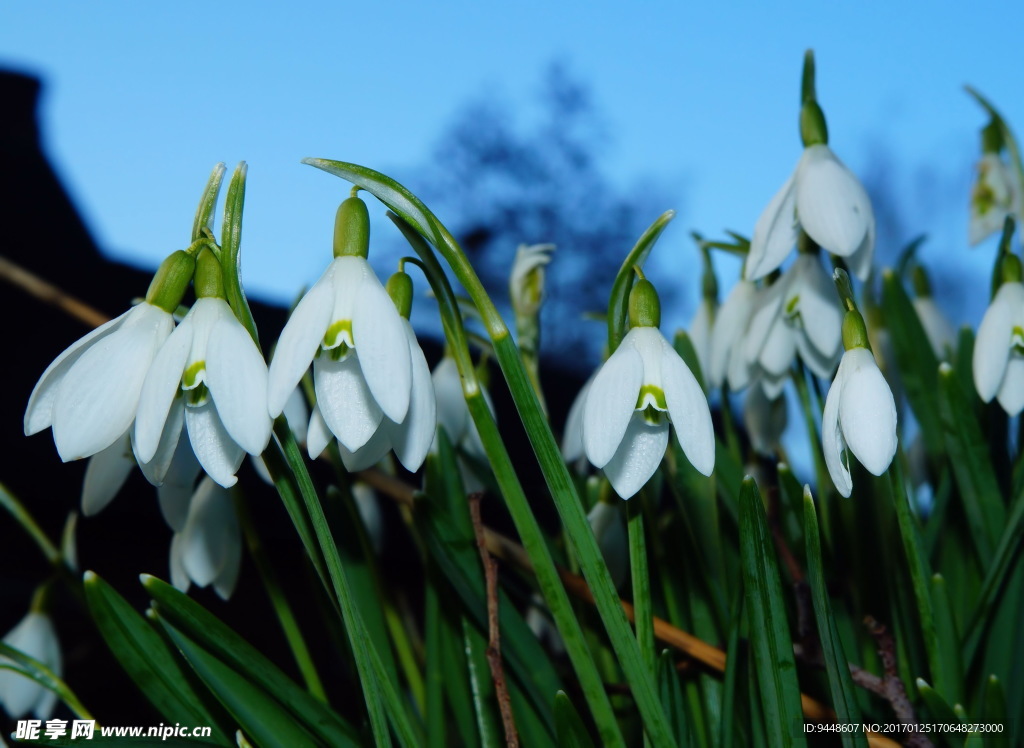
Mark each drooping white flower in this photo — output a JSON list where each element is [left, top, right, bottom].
[[912, 296, 956, 359], [135, 296, 271, 488], [24, 302, 176, 462], [973, 280, 1024, 415], [822, 347, 898, 498], [170, 476, 242, 600], [268, 256, 412, 454], [969, 153, 1022, 246], [583, 326, 714, 499], [744, 254, 843, 384], [747, 144, 875, 281], [0, 612, 61, 719], [308, 318, 435, 473], [708, 280, 758, 391]]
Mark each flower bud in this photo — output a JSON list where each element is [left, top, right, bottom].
[[193, 247, 225, 299], [628, 278, 661, 329], [510, 243, 554, 318], [145, 250, 196, 313], [386, 269, 414, 319], [333, 195, 370, 258]]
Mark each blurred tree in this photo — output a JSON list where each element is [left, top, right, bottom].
[[419, 62, 676, 366]]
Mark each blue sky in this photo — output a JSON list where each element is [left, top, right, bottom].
[[3, 2, 1022, 336]]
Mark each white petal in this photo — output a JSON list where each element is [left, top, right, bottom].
[[169, 533, 191, 593], [973, 282, 1023, 402], [744, 385, 786, 455], [306, 404, 333, 460], [661, 338, 715, 476], [996, 355, 1024, 416], [821, 357, 853, 498], [839, 348, 897, 476], [795, 144, 872, 257], [206, 305, 272, 456], [460, 384, 494, 461], [385, 322, 437, 471], [24, 309, 130, 435], [157, 436, 202, 532], [213, 531, 242, 601], [135, 317, 193, 463], [582, 342, 644, 469], [352, 265, 412, 423], [432, 356, 468, 446], [352, 482, 383, 554], [267, 263, 336, 417], [602, 413, 669, 499], [561, 374, 594, 462], [797, 333, 840, 380], [81, 432, 134, 516], [759, 372, 788, 400], [135, 397, 186, 487], [846, 214, 875, 281], [0, 613, 60, 719], [338, 427, 392, 472], [689, 299, 715, 380], [710, 281, 757, 388], [794, 255, 843, 360], [52, 305, 173, 461], [180, 477, 237, 587], [185, 401, 245, 488], [587, 501, 628, 589], [743, 278, 786, 365], [758, 313, 797, 377], [314, 354, 384, 452], [747, 169, 799, 280], [912, 297, 955, 359], [281, 387, 310, 442]]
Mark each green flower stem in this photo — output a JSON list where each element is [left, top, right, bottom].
[[383, 597, 426, 716], [220, 162, 261, 349], [309, 159, 678, 746], [233, 490, 327, 703], [628, 496, 656, 686], [393, 214, 626, 747], [0, 481, 62, 566], [272, 419, 422, 748]]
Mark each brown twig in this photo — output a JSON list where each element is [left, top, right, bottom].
[[863, 616, 933, 748], [468, 493, 519, 748], [0, 255, 110, 328]]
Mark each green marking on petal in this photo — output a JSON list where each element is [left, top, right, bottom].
[[186, 381, 210, 406], [636, 384, 667, 411], [182, 361, 206, 390], [785, 294, 800, 317], [1012, 326, 1024, 354], [327, 342, 351, 362], [323, 319, 354, 350], [641, 406, 666, 425]]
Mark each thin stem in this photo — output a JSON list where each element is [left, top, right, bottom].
[[0, 255, 109, 328], [0, 481, 62, 566], [233, 491, 327, 703]]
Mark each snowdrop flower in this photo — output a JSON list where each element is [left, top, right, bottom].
[[24, 251, 194, 462], [822, 303, 897, 498], [709, 280, 758, 391], [969, 146, 1022, 246], [430, 355, 494, 493], [747, 147, 874, 282], [744, 254, 843, 385], [268, 197, 412, 456], [135, 250, 271, 488], [170, 476, 242, 600], [973, 264, 1024, 415], [0, 611, 61, 719], [583, 276, 714, 498]]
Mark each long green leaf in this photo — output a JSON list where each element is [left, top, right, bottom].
[[220, 162, 260, 347], [157, 618, 325, 748], [739, 478, 802, 747], [192, 163, 226, 243], [142, 575, 359, 747], [657, 650, 689, 747], [802, 491, 866, 747], [937, 362, 1005, 566], [83, 572, 229, 741], [554, 691, 597, 748], [0, 644, 93, 723]]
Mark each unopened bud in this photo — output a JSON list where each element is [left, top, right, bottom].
[[194, 248, 225, 299], [386, 270, 413, 319], [333, 195, 370, 258], [145, 250, 195, 313], [628, 278, 661, 329]]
